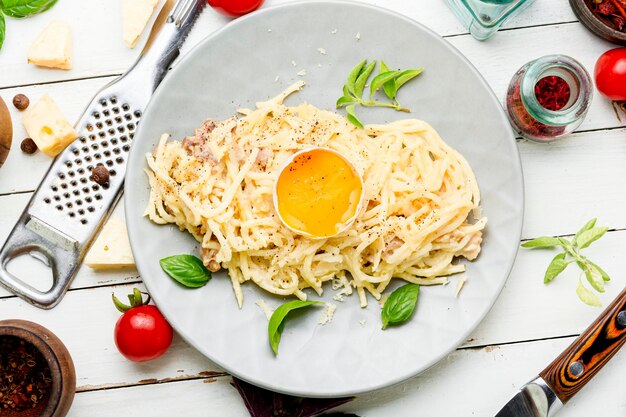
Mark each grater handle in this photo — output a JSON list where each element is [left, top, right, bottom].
[[0, 214, 80, 309]]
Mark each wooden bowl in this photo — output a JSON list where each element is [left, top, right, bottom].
[[570, 0, 626, 45], [0, 320, 76, 417], [0, 97, 12, 168]]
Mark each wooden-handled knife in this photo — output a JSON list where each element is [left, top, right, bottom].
[[495, 286, 625, 417]]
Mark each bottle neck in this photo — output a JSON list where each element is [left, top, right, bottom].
[[521, 56, 592, 127]]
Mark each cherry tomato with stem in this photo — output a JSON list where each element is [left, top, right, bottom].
[[112, 288, 173, 362], [207, 0, 264, 17], [594, 47, 626, 102]]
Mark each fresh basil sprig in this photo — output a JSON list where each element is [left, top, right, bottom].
[[0, 0, 59, 50], [268, 300, 323, 355], [381, 283, 419, 329], [1, 0, 57, 18], [0, 14, 5, 50], [521, 218, 611, 306], [337, 59, 423, 128], [159, 254, 212, 288]]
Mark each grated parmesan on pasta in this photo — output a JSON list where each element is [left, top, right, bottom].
[[145, 82, 486, 308]]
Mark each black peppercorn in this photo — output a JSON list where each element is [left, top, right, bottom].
[[90, 165, 110, 185], [20, 138, 38, 154], [12, 94, 30, 111]]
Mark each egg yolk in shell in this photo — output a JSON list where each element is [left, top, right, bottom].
[[275, 148, 363, 238]]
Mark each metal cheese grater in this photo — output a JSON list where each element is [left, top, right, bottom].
[[0, 0, 206, 309]]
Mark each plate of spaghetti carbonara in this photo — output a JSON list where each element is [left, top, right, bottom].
[[125, 1, 523, 397]]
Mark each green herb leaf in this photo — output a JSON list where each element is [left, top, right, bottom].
[[394, 68, 424, 91], [381, 284, 419, 330], [1, 0, 58, 18], [380, 61, 396, 100], [575, 226, 608, 249], [587, 260, 610, 282], [354, 60, 376, 98], [578, 261, 605, 293], [370, 70, 400, 100], [336, 95, 356, 108], [544, 253, 568, 284], [576, 278, 602, 307], [557, 237, 577, 257], [346, 59, 366, 96], [268, 300, 323, 355], [573, 218, 597, 244], [521, 236, 561, 248], [345, 104, 364, 129], [159, 254, 211, 288], [0, 14, 5, 51]]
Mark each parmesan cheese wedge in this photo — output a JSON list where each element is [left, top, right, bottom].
[[85, 216, 136, 269], [22, 94, 77, 157], [122, 0, 159, 48], [28, 20, 73, 70]]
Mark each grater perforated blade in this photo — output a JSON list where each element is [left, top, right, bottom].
[[0, 0, 206, 309]]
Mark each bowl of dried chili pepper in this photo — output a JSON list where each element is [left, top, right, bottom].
[[570, 0, 626, 45], [0, 320, 75, 417]]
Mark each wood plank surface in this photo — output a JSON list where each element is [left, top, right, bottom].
[[0, 0, 578, 89], [63, 336, 624, 417], [0, 0, 624, 416]]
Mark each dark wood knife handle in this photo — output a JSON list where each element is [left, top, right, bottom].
[[539, 286, 626, 404]]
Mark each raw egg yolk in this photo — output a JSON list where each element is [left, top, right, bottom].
[[276, 149, 362, 238]]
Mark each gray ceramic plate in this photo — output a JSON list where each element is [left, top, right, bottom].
[[125, 0, 524, 397]]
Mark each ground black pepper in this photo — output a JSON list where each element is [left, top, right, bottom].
[[0, 336, 52, 414]]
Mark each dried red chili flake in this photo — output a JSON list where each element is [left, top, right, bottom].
[[535, 76, 571, 111], [590, 0, 626, 31], [0, 336, 52, 413]]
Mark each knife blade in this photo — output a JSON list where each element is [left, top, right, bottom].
[[494, 286, 626, 417]]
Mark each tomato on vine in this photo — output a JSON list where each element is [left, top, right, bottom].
[[112, 288, 173, 362], [207, 0, 264, 17]]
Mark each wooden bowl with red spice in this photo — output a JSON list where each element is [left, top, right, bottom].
[[570, 0, 626, 45], [0, 320, 75, 417]]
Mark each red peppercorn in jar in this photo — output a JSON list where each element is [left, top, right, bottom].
[[506, 55, 593, 142]]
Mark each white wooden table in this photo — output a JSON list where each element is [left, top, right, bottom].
[[1, 1, 625, 415]]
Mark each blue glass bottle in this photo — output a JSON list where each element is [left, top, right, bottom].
[[445, 0, 536, 40]]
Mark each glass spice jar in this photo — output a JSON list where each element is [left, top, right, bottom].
[[506, 55, 593, 142]]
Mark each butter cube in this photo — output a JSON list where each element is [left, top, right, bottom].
[[23, 94, 78, 157], [85, 216, 136, 269], [122, 0, 159, 48], [28, 20, 73, 70]]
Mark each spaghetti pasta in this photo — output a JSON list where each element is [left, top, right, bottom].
[[145, 82, 486, 307]]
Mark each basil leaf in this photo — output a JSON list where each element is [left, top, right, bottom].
[[380, 61, 396, 100], [268, 300, 323, 355], [381, 284, 419, 330], [336, 95, 356, 108], [576, 278, 602, 307], [345, 104, 364, 129], [587, 260, 610, 282], [346, 59, 366, 96], [521, 236, 561, 248], [577, 261, 605, 293], [0, 14, 5, 51], [159, 254, 211, 288], [394, 68, 423, 91], [369, 70, 400, 100], [575, 226, 608, 249], [573, 218, 596, 245], [544, 253, 567, 284], [1, 0, 58, 18], [354, 60, 376, 99]]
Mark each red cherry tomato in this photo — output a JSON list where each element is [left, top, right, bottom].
[[207, 0, 264, 17], [594, 48, 626, 102], [114, 305, 173, 362]]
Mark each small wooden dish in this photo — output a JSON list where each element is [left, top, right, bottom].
[[0, 320, 76, 417], [570, 0, 626, 45]]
